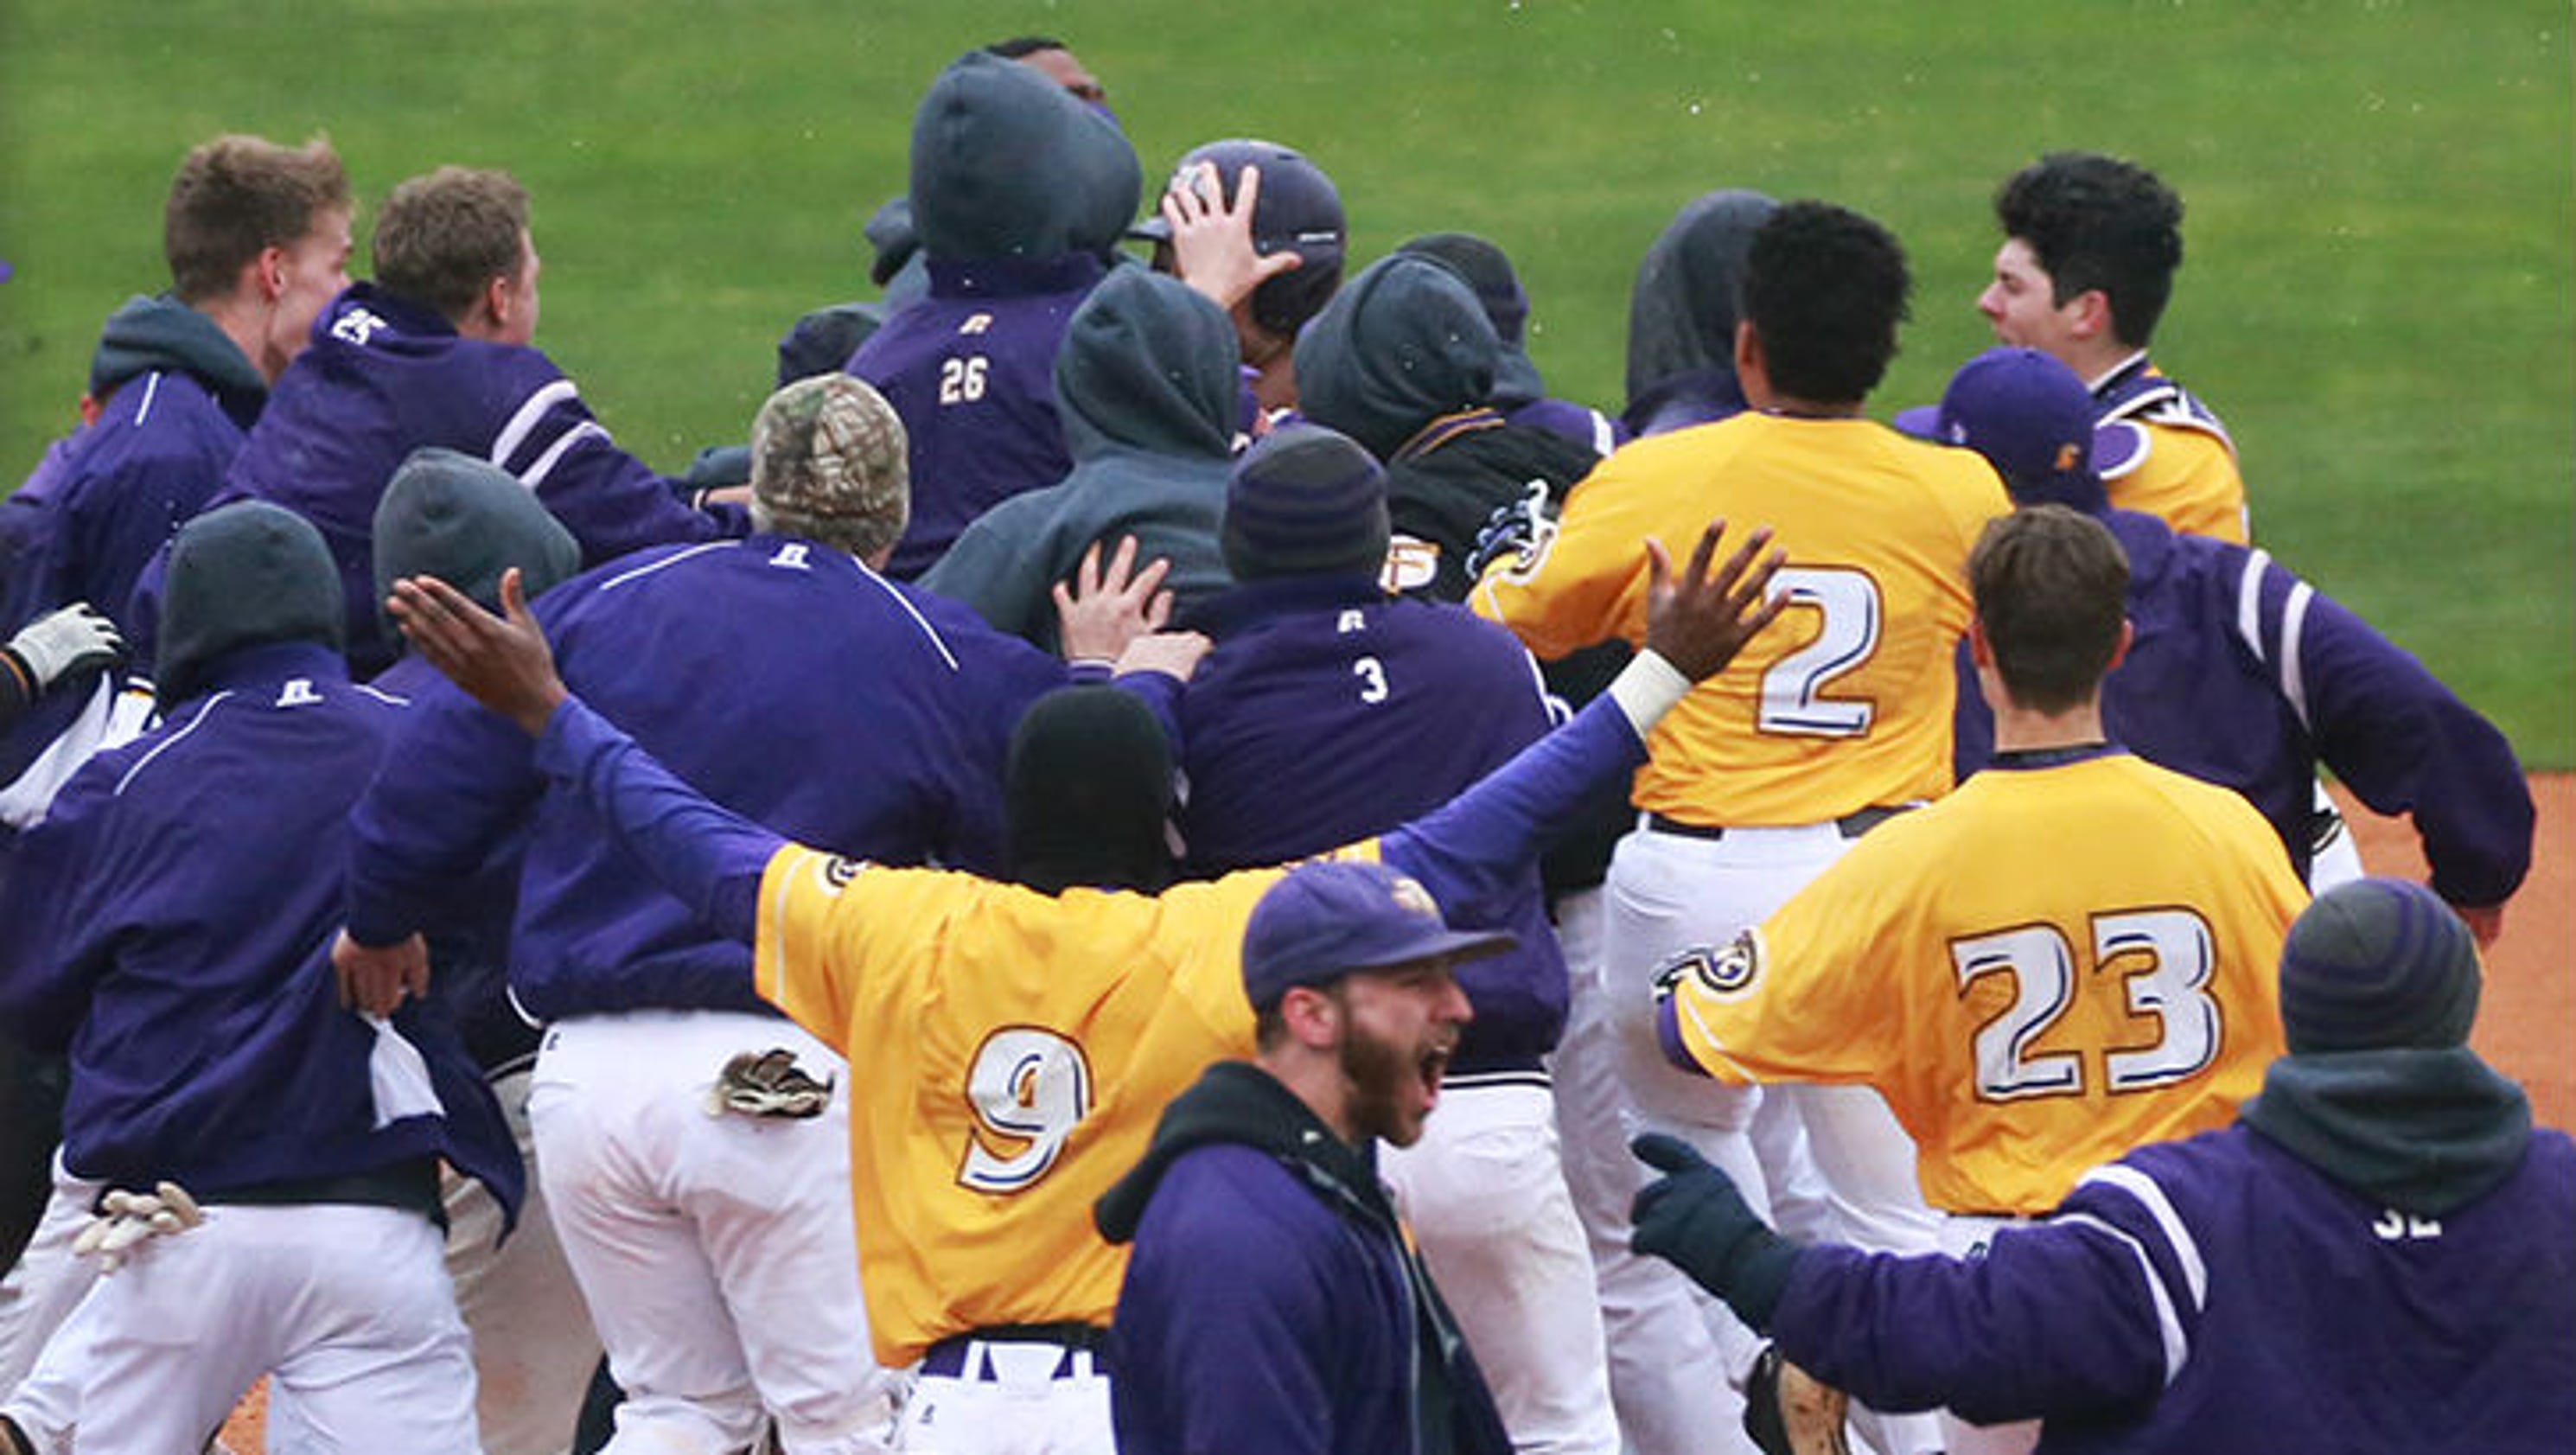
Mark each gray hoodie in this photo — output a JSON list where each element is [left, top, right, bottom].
[[909, 51, 1140, 264], [918, 267, 1239, 648], [1292, 254, 1501, 463], [1622, 190, 1778, 437]]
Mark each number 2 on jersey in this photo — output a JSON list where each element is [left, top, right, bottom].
[[1950, 909, 2222, 1101], [1757, 567, 1879, 737], [958, 1027, 1092, 1194]]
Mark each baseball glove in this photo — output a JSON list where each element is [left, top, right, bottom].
[[1744, 1343, 1851, 1455], [705, 1048, 835, 1120]]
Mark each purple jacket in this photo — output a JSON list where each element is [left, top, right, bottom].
[[1772, 1124, 2576, 1453], [1954, 508, 2531, 904], [345, 536, 1084, 1021], [1177, 576, 1569, 1072], [190, 285, 737, 675], [847, 253, 1106, 578], [0, 642, 519, 1212]]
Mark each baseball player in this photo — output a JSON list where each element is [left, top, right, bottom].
[[151, 164, 742, 680], [1476, 201, 2009, 1455], [1138, 138, 1346, 422], [1654, 504, 2310, 1455], [918, 267, 1240, 648], [1395, 232, 1625, 456], [381, 508, 1784, 1455], [1929, 348, 2532, 939], [335, 377, 1170, 1455], [1296, 252, 1604, 603], [0, 502, 520, 1455], [1975, 151, 2247, 544], [1173, 424, 1620, 1454], [845, 50, 1140, 578], [1636, 877, 2571, 1454]]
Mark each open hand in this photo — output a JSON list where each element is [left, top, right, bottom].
[[1641, 520, 1787, 682], [1055, 535, 1176, 664], [387, 568, 567, 737], [1164, 162, 1301, 316]]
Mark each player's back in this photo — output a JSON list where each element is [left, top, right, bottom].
[[750, 845, 1317, 1365], [1483, 412, 2008, 825], [1827, 752, 2303, 1213]]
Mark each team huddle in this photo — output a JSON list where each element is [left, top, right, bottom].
[[0, 32, 2566, 1455]]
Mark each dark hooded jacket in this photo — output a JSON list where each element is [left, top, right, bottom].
[[369, 449, 584, 1073], [1396, 233, 1623, 456], [1294, 255, 1604, 605], [0, 501, 520, 1221], [918, 267, 1238, 648], [1623, 190, 1777, 438], [1099, 1060, 1513, 1455], [851, 51, 1146, 578], [0, 297, 265, 743]]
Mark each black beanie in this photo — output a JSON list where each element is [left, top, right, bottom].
[[1220, 423, 1390, 583], [1005, 686, 1175, 895], [2278, 877, 2483, 1054], [156, 501, 343, 710]]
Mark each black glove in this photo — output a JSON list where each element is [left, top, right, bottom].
[[1629, 1132, 1801, 1329], [1463, 480, 1554, 584]]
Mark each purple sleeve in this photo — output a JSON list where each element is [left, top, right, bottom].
[[1381, 691, 1647, 913], [2267, 559, 2533, 905], [1951, 636, 1993, 780], [502, 382, 743, 565], [343, 676, 546, 948], [0, 760, 116, 1051], [1770, 1190, 2184, 1425], [528, 695, 784, 944]]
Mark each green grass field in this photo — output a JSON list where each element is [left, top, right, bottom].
[[4, 1, 2567, 762]]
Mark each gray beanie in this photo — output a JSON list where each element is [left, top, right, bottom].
[[373, 447, 583, 620], [1221, 423, 1390, 582], [2278, 877, 2483, 1054], [156, 501, 343, 709]]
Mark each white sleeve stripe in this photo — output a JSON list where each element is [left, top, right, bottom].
[[2278, 582, 2315, 730], [115, 692, 229, 797], [2075, 1164, 2208, 1307], [596, 540, 733, 594], [2054, 1212, 2190, 1386], [1591, 410, 1618, 457], [518, 421, 609, 492], [131, 373, 164, 427], [2233, 548, 2273, 664], [488, 380, 581, 469], [861, 566, 961, 673]]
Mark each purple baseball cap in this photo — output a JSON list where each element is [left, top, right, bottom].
[[1240, 861, 1514, 1010], [1133, 138, 1346, 337], [1931, 347, 2105, 511]]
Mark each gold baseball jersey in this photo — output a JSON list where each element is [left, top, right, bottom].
[[2100, 420, 2248, 544], [1474, 413, 2009, 826], [1661, 752, 2307, 1216], [751, 838, 1377, 1365]]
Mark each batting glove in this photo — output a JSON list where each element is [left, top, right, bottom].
[[1463, 479, 1556, 584], [705, 1048, 835, 1120], [4, 603, 122, 694], [1629, 1133, 1801, 1329], [72, 1182, 203, 1274]]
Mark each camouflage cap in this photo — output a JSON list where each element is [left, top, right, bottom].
[[749, 374, 909, 554]]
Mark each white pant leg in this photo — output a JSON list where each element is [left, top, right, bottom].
[[531, 1011, 897, 1455], [78, 1204, 477, 1455], [448, 1064, 602, 1455], [1932, 1216, 2042, 1455], [2306, 780, 2364, 895], [0, 1152, 99, 1453], [1383, 1082, 1620, 1455], [891, 1344, 1110, 1455], [1745, 1092, 1833, 1244]]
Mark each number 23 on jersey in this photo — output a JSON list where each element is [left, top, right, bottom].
[[1951, 907, 2224, 1102]]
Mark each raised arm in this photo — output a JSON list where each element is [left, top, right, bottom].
[[1387, 520, 1783, 911], [386, 569, 783, 943]]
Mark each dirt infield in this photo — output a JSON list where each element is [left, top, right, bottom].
[[2331, 774, 2572, 1131]]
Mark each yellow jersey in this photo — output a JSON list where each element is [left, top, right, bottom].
[[1474, 412, 2009, 826], [1661, 752, 2307, 1216], [2100, 420, 2248, 544], [752, 839, 1377, 1365]]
